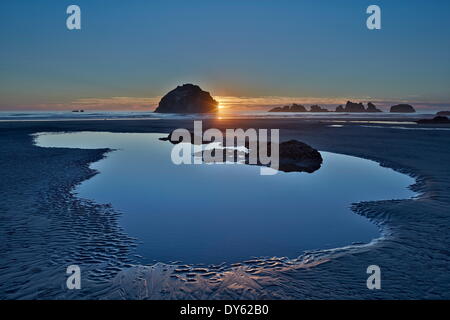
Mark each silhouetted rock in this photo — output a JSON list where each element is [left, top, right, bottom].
[[160, 133, 323, 173], [269, 104, 306, 112], [277, 140, 323, 173], [366, 102, 382, 113], [335, 105, 344, 112], [416, 116, 450, 124], [437, 111, 450, 116], [155, 84, 218, 113], [290, 104, 307, 112], [309, 105, 328, 112], [344, 101, 366, 112], [390, 104, 416, 113], [251, 139, 324, 173], [335, 101, 381, 113], [159, 131, 204, 144], [269, 107, 283, 112]]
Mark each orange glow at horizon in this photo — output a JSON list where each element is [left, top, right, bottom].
[[26, 95, 432, 112]]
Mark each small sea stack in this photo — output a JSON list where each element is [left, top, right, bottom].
[[390, 104, 416, 113], [269, 104, 307, 112], [309, 105, 328, 112], [416, 116, 450, 124]]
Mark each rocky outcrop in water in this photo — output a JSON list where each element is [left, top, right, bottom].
[[154, 84, 219, 113], [160, 131, 323, 173], [343, 101, 366, 112], [276, 140, 323, 173], [335, 101, 382, 113], [269, 104, 329, 113], [290, 104, 307, 112], [367, 102, 382, 112], [390, 104, 416, 113], [416, 116, 450, 124], [437, 111, 450, 116], [269, 104, 307, 112], [309, 105, 329, 112]]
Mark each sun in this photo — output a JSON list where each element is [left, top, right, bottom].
[[217, 104, 224, 110]]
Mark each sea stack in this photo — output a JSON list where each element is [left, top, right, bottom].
[[343, 101, 366, 112], [416, 116, 450, 124], [269, 104, 307, 112], [366, 102, 382, 112], [155, 84, 219, 113], [390, 104, 416, 113], [309, 105, 328, 112]]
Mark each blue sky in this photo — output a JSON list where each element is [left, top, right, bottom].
[[0, 0, 449, 110]]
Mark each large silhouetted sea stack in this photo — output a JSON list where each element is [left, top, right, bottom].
[[390, 104, 416, 113], [155, 84, 219, 113]]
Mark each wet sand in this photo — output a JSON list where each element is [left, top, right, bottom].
[[0, 118, 449, 299]]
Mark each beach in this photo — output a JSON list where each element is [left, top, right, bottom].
[[0, 117, 449, 299]]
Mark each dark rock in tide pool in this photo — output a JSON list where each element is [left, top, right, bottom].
[[436, 111, 450, 116], [154, 84, 219, 113], [277, 140, 323, 173], [205, 140, 323, 173], [416, 116, 450, 124], [390, 104, 416, 113], [159, 131, 204, 144], [160, 131, 323, 173]]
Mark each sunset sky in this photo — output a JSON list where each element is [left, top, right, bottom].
[[1, 0, 449, 111]]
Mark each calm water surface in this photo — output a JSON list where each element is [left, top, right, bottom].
[[35, 132, 416, 265]]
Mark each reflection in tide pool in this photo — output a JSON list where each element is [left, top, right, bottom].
[[35, 132, 416, 265]]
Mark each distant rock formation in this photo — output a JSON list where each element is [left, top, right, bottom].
[[309, 105, 328, 112], [290, 104, 307, 112], [268, 106, 285, 112], [343, 101, 366, 112], [416, 116, 450, 124], [154, 84, 219, 113], [390, 104, 416, 113], [270, 103, 383, 113], [336, 101, 382, 112], [437, 111, 450, 116], [269, 104, 306, 112], [269, 104, 329, 112], [336, 101, 382, 113], [335, 105, 344, 112], [367, 102, 382, 112]]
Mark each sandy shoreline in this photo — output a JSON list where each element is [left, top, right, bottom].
[[0, 118, 449, 299]]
